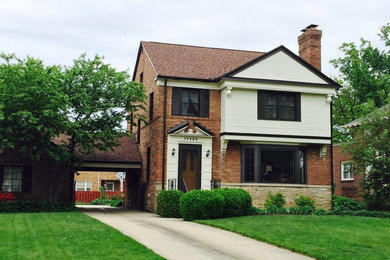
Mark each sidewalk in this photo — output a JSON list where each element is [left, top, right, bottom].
[[81, 208, 312, 260]]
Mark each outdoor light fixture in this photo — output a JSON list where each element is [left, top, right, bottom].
[[226, 87, 232, 96], [172, 148, 176, 156], [326, 94, 332, 103], [206, 149, 210, 157]]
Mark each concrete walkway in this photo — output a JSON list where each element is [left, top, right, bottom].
[[81, 207, 312, 260]]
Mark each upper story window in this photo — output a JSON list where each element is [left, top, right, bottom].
[[172, 87, 209, 117], [149, 92, 154, 122], [341, 161, 354, 181], [139, 72, 144, 83], [258, 91, 301, 121]]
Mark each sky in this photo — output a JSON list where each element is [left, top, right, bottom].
[[1, 0, 389, 79]]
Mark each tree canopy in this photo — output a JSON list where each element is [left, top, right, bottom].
[[331, 23, 390, 142], [0, 53, 146, 200]]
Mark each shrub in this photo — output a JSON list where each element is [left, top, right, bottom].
[[264, 192, 286, 209], [300, 205, 314, 215], [265, 205, 280, 214], [0, 201, 76, 213], [247, 206, 266, 215], [99, 186, 107, 200], [91, 198, 112, 205], [331, 209, 390, 218], [156, 190, 184, 218], [278, 207, 288, 214], [295, 195, 316, 211], [315, 209, 328, 215], [212, 188, 252, 217], [110, 199, 123, 207], [180, 190, 224, 221], [0, 192, 16, 203], [332, 195, 365, 212], [289, 206, 300, 214]]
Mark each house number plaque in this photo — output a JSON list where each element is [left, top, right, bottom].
[[184, 137, 198, 141]]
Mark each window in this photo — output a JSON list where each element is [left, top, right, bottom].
[[75, 181, 92, 191], [341, 161, 354, 181], [0, 166, 32, 193], [172, 88, 209, 117], [258, 91, 300, 121], [149, 92, 154, 122], [105, 182, 114, 191], [146, 147, 151, 182], [241, 145, 306, 184], [137, 119, 141, 144], [139, 72, 143, 83]]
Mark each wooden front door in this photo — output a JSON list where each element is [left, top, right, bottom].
[[179, 145, 201, 192]]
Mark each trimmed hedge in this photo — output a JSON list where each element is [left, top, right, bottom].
[[0, 201, 76, 213], [156, 190, 184, 218], [212, 188, 252, 217], [332, 195, 365, 212], [180, 190, 224, 221]]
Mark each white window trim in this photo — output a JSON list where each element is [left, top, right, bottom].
[[105, 182, 114, 192], [341, 161, 354, 181], [75, 181, 92, 191]]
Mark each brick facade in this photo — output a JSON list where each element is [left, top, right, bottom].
[[333, 144, 363, 200], [298, 25, 322, 71]]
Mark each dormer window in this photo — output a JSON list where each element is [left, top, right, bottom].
[[258, 90, 301, 121]]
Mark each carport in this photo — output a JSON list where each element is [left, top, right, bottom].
[[77, 136, 142, 209]]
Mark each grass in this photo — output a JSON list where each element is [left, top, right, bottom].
[[0, 212, 164, 260], [197, 215, 390, 260]]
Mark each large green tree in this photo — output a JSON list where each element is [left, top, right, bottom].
[[331, 23, 390, 142], [343, 107, 390, 210], [0, 53, 146, 201]]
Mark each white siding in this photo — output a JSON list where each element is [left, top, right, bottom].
[[233, 51, 328, 84], [222, 88, 331, 137]]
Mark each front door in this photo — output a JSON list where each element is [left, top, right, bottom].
[[178, 144, 201, 192]]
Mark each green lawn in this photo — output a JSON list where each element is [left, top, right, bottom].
[[0, 212, 164, 260], [197, 215, 390, 260]]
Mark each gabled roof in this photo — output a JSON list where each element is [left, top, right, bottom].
[[167, 121, 214, 136], [134, 41, 264, 82], [133, 41, 340, 88]]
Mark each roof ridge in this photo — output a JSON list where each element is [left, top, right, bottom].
[[141, 41, 265, 54]]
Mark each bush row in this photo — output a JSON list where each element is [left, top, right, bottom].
[[156, 188, 252, 221], [0, 201, 76, 213]]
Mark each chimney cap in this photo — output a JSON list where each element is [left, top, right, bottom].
[[301, 24, 319, 32]]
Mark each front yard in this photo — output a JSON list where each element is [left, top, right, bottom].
[[0, 212, 163, 260], [198, 215, 390, 260]]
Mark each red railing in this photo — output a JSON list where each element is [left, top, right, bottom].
[[75, 191, 125, 203]]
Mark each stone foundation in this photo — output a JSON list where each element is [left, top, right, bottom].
[[222, 183, 332, 210]]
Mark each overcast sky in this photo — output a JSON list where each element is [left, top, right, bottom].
[[1, 0, 389, 79]]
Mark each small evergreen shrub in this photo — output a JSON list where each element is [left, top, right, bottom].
[[91, 198, 112, 205], [264, 192, 286, 209], [110, 199, 123, 207], [315, 209, 328, 215], [300, 205, 314, 215], [0, 201, 76, 213], [332, 209, 390, 218], [265, 205, 280, 214], [295, 195, 316, 211], [156, 190, 184, 218], [247, 206, 266, 215], [278, 206, 288, 214], [180, 190, 224, 221], [212, 188, 252, 217], [332, 195, 365, 212], [288, 206, 300, 214]]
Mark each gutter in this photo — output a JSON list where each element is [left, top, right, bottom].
[[161, 79, 167, 190], [330, 100, 334, 209]]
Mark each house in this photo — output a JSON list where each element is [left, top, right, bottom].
[[132, 24, 339, 211], [75, 171, 125, 192]]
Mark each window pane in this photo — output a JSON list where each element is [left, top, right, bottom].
[[262, 93, 278, 105], [244, 148, 255, 182], [280, 107, 296, 120], [2, 166, 22, 192], [261, 149, 294, 183], [298, 150, 305, 184], [262, 106, 277, 119], [181, 89, 200, 116], [280, 94, 295, 106]]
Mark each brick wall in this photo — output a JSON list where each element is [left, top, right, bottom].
[[333, 144, 363, 200], [306, 144, 331, 185]]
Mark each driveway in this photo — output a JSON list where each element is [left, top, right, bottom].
[[81, 207, 312, 260]]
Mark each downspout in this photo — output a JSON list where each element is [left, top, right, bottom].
[[330, 99, 334, 208], [161, 79, 167, 190]]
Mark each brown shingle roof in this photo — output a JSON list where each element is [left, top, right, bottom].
[[141, 41, 265, 81]]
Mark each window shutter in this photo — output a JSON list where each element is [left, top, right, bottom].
[[0, 167, 3, 190], [22, 166, 33, 193], [200, 89, 209, 118], [171, 88, 181, 115]]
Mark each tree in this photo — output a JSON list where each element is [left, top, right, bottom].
[[0, 53, 146, 201], [343, 107, 390, 210], [331, 23, 390, 142]]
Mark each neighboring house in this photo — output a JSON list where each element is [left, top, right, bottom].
[[333, 144, 363, 200], [132, 24, 339, 211], [75, 171, 125, 192]]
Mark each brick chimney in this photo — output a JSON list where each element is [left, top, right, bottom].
[[298, 24, 322, 71]]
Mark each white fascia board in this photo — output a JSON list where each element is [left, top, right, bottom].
[[222, 135, 331, 145], [221, 79, 336, 95], [156, 78, 220, 90]]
